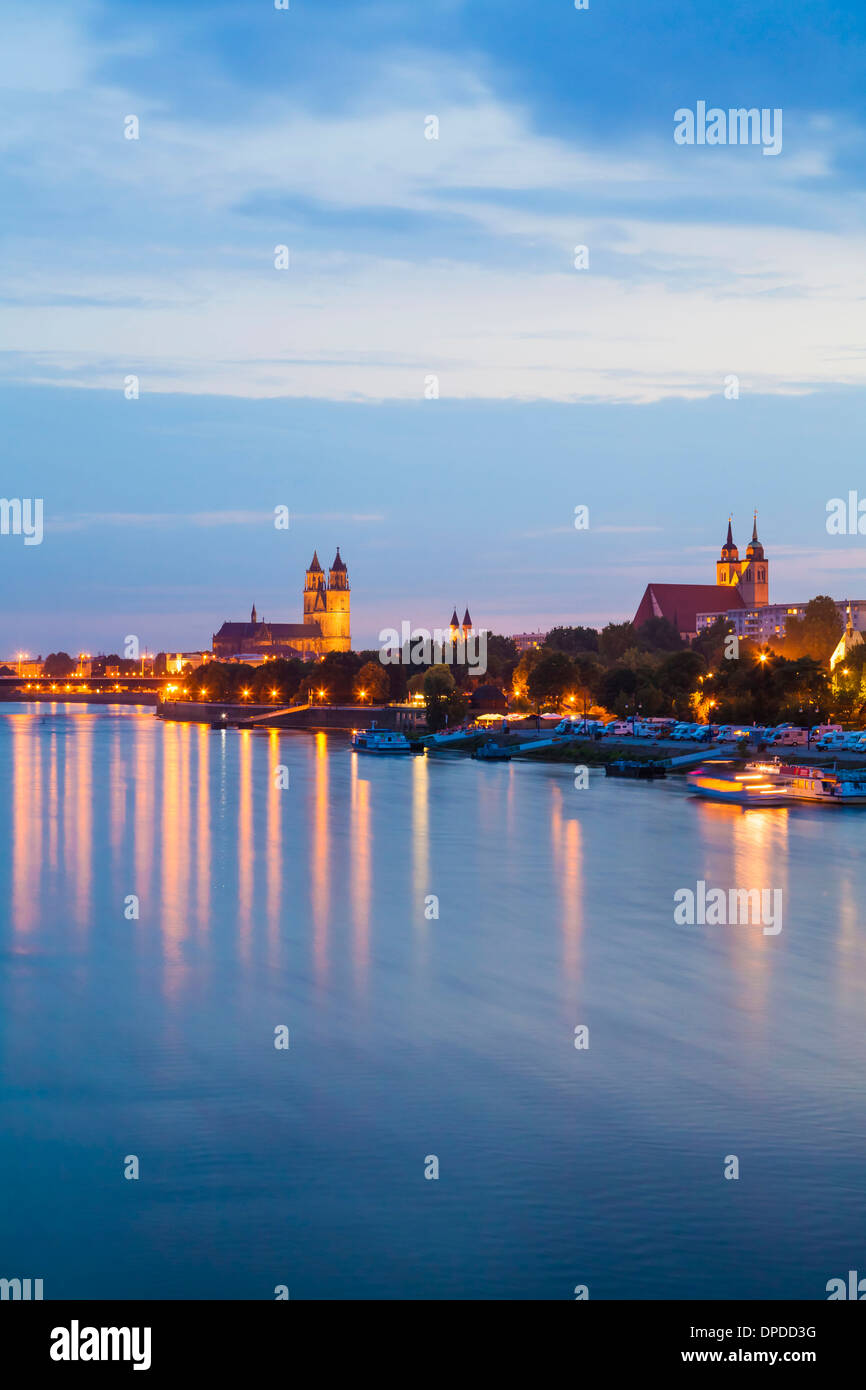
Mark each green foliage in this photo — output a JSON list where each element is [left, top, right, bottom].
[[354, 660, 389, 703], [43, 651, 77, 677], [598, 621, 638, 662], [636, 616, 684, 652], [545, 625, 599, 655], [527, 651, 575, 708], [782, 596, 843, 661]]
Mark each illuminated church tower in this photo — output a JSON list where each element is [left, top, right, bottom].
[[303, 548, 351, 652], [739, 513, 769, 606], [715, 514, 769, 606], [716, 517, 740, 588]]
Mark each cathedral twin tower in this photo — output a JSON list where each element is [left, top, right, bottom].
[[716, 514, 769, 607], [303, 548, 351, 652]]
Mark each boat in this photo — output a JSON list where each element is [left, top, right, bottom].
[[472, 742, 511, 761], [687, 763, 791, 805], [744, 759, 866, 804], [351, 723, 413, 754], [605, 759, 666, 779]]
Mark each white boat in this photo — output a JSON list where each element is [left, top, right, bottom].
[[687, 764, 792, 806], [351, 723, 413, 754], [779, 768, 866, 805], [745, 760, 866, 805]]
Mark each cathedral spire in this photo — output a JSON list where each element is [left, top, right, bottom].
[[251, 602, 257, 624], [725, 515, 734, 549], [751, 510, 759, 543]]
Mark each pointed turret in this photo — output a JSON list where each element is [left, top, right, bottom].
[[328, 546, 349, 591], [717, 515, 740, 587], [305, 550, 325, 593], [746, 510, 764, 560], [251, 603, 257, 624], [462, 607, 472, 628], [450, 608, 460, 630]]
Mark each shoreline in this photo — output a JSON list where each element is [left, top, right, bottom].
[[6, 698, 866, 770]]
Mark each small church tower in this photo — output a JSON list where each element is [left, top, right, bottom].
[[303, 550, 327, 627], [716, 517, 740, 588], [739, 512, 769, 606]]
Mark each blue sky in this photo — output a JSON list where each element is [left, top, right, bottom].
[[2, 0, 866, 653]]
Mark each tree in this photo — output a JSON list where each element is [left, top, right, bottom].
[[527, 651, 574, 710], [484, 633, 520, 683], [512, 646, 544, 704], [691, 615, 735, 666], [43, 652, 76, 677], [598, 622, 638, 663], [545, 625, 599, 655], [637, 617, 684, 652], [354, 660, 389, 703], [783, 596, 842, 662], [423, 664, 465, 732]]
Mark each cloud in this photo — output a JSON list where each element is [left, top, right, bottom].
[[47, 510, 384, 532], [3, 6, 866, 403]]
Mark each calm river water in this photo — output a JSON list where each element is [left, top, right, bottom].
[[0, 703, 864, 1299]]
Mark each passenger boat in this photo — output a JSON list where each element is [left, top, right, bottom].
[[687, 764, 791, 805], [777, 767, 866, 804], [605, 760, 666, 779], [744, 760, 866, 804], [351, 724, 413, 754]]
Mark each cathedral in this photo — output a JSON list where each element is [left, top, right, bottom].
[[212, 549, 351, 661]]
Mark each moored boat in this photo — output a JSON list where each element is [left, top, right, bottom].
[[687, 764, 791, 805], [744, 760, 866, 804], [605, 760, 666, 779], [351, 723, 413, 754], [472, 742, 511, 761]]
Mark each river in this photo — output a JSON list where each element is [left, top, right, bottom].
[[0, 703, 863, 1299]]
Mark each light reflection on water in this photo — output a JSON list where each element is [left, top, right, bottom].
[[0, 703, 865, 1300]]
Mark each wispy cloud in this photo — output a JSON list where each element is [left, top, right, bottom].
[[48, 510, 384, 532]]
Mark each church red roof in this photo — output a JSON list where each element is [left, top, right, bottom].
[[633, 583, 745, 636]]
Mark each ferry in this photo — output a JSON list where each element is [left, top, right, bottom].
[[687, 763, 792, 806], [351, 724, 414, 754]]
